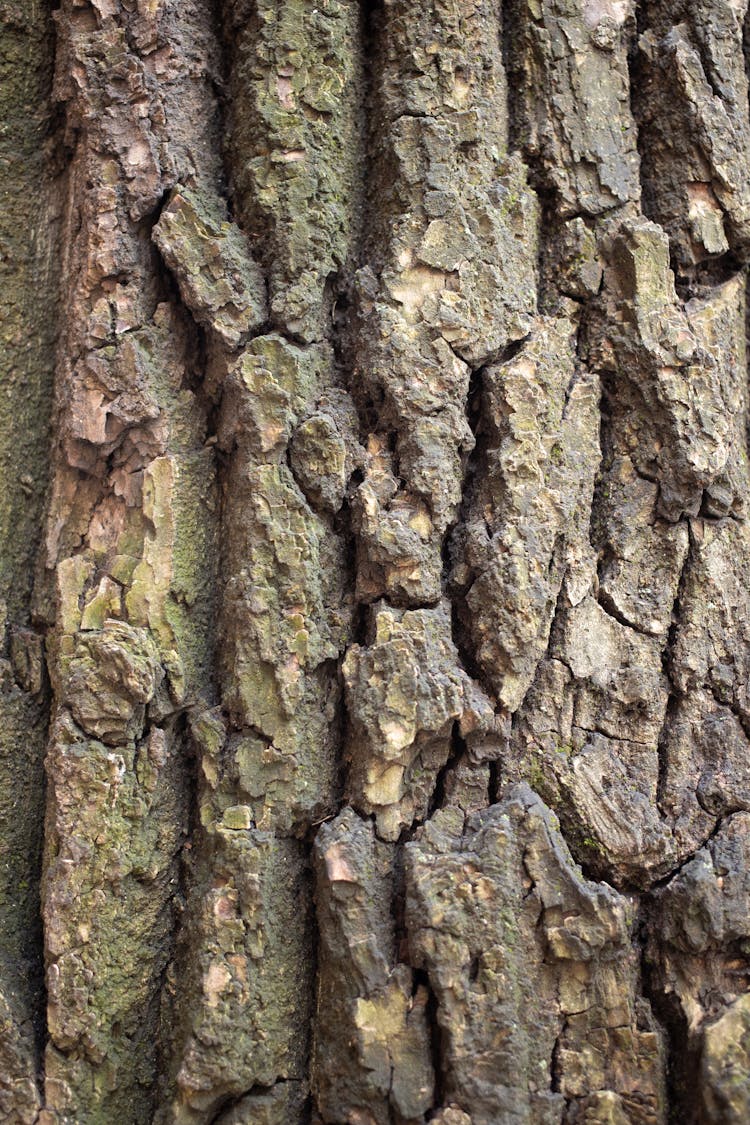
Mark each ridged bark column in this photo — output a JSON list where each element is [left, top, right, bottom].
[[0, 4, 57, 1120]]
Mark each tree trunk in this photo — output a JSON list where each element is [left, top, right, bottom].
[[3, 0, 750, 1121]]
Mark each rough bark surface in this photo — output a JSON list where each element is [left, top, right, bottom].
[[3, 1, 750, 1122]]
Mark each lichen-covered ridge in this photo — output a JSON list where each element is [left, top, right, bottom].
[[3, 0, 750, 1122]]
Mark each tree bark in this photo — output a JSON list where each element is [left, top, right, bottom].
[[3, 0, 750, 1122]]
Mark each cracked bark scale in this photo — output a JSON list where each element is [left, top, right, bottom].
[[3, 0, 750, 1122]]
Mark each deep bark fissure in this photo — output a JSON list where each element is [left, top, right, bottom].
[[445, 361, 500, 702], [638, 902, 702, 1125], [420, 970, 445, 1121], [656, 541, 692, 814]]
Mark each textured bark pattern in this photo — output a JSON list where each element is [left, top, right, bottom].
[[0, 2, 58, 1121], [4, 0, 750, 1122]]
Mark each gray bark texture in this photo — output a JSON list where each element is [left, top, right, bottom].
[[3, 0, 750, 1122]]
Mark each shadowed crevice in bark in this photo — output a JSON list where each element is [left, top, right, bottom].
[[638, 900, 703, 1125], [445, 362, 499, 700], [151, 711, 205, 1108], [416, 969, 444, 1121], [656, 537, 693, 819], [216, 0, 270, 258], [0, 1, 61, 1117]]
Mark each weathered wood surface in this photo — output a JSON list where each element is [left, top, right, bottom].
[[3, 1, 750, 1121]]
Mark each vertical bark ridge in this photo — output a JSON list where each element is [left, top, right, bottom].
[[0, 3, 59, 1121], [151, 1, 366, 1120], [634, 0, 750, 273], [40, 2, 223, 1120], [501, 5, 750, 1121], [340, 0, 534, 840]]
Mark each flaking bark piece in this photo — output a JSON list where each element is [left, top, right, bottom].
[[312, 808, 434, 1123], [153, 186, 267, 350], [405, 785, 665, 1124], [343, 600, 494, 841]]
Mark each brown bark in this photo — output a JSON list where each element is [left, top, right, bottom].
[[3, 1, 750, 1122]]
